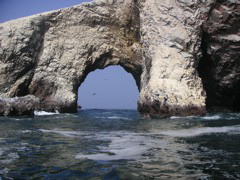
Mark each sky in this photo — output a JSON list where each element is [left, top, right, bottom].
[[0, 0, 92, 23], [79, 66, 139, 110], [0, 0, 139, 109]]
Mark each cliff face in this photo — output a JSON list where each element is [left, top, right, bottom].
[[138, 0, 214, 116], [0, 0, 239, 117], [0, 0, 142, 113], [199, 0, 240, 112]]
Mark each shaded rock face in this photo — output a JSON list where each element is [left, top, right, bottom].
[[0, 95, 39, 116], [0, 0, 239, 117], [199, 0, 240, 112]]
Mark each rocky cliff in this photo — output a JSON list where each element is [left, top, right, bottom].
[[199, 0, 240, 112], [0, 0, 239, 117]]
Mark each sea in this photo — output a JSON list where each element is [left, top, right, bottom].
[[0, 109, 239, 180]]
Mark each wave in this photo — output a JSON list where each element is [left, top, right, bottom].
[[12, 118, 22, 121], [159, 125, 240, 137], [170, 114, 225, 120], [200, 113, 240, 120], [170, 115, 221, 120], [170, 116, 196, 119], [76, 133, 150, 161], [106, 116, 131, 120], [39, 124, 240, 139], [201, 115, 221, 120], [0, 152, 19, 164], [39, 129, 87, 137], [21, 130, 32, 133], [37, 126, 240, 161], [75, 145, 148, 161], [34, 110, 59, 116], [94, 116, 131, 120], [39, 129, 152, 160]]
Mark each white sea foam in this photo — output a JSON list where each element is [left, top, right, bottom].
[[75, 131, 191, 161], [201, 115, 221, 120], [13, 118, 21, 121], [34, 110, 59, 116], [170, 114, 232, 121], [158, 125, 240, 137], [40, 124, 240, 140], [95, 116, 131, 120], [38, 129, 152, 160], [0, 152, 19, 164], [39, 129, 87, 137], [170, 116, 181, 119], [170, 114, 223, 120], [39, 129, 149, 160], [170, 116, 196, 119], [0, 149, 3, 156], [38, 125, 240, 161], [76, 146, 148, 161], [76, 134, 150, 160], [0, 168, 10, 175], [106, 116, 131, 120], [21, 130, 32, 133]]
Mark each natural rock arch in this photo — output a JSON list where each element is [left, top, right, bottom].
[[0, 0, 239, 117], [0, 0, 142, 113], [74, 61, 142, 112]]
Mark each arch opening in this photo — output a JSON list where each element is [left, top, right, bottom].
[[77, 66, 139, 110]]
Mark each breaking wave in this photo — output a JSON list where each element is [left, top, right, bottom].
[[201, 115, 221, 120], [39, 129, 86, 137], [159, 125, 240, 137], [34, 111, 59, 116]]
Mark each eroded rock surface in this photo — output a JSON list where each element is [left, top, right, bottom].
[[0, 95, 39, 116], [0, 0, 239, 117], [0, 0, 142, 113], [138, 0, 214, 117], [199, 0, 240, 112]]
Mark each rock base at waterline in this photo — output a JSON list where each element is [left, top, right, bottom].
[[0, 95, 39, 116]]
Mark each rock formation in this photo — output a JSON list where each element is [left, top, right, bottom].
[[0, 95, 39, 116], [199, 0, 240, 112], [0, 0, 239, 117]]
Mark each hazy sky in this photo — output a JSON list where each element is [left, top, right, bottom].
[[79, 66, 139, 110], [0, 0, 139, 109], [0, 0, 92, 23]]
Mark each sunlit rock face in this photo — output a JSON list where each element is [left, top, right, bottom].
[[138, 0, 214, 117], [0, 0, 142, 113], [0, 0, 239, 117]]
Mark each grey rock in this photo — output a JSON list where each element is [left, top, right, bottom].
[[0, 95, 39, 116], [0, 0, 142, 113], [0, 0, 239, 117], [137, 0, 214, 117]]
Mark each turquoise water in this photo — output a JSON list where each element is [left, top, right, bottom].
[[0, 110, 239, 179]]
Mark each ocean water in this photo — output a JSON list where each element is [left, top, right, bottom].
[[0, 110, 239, 180]]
